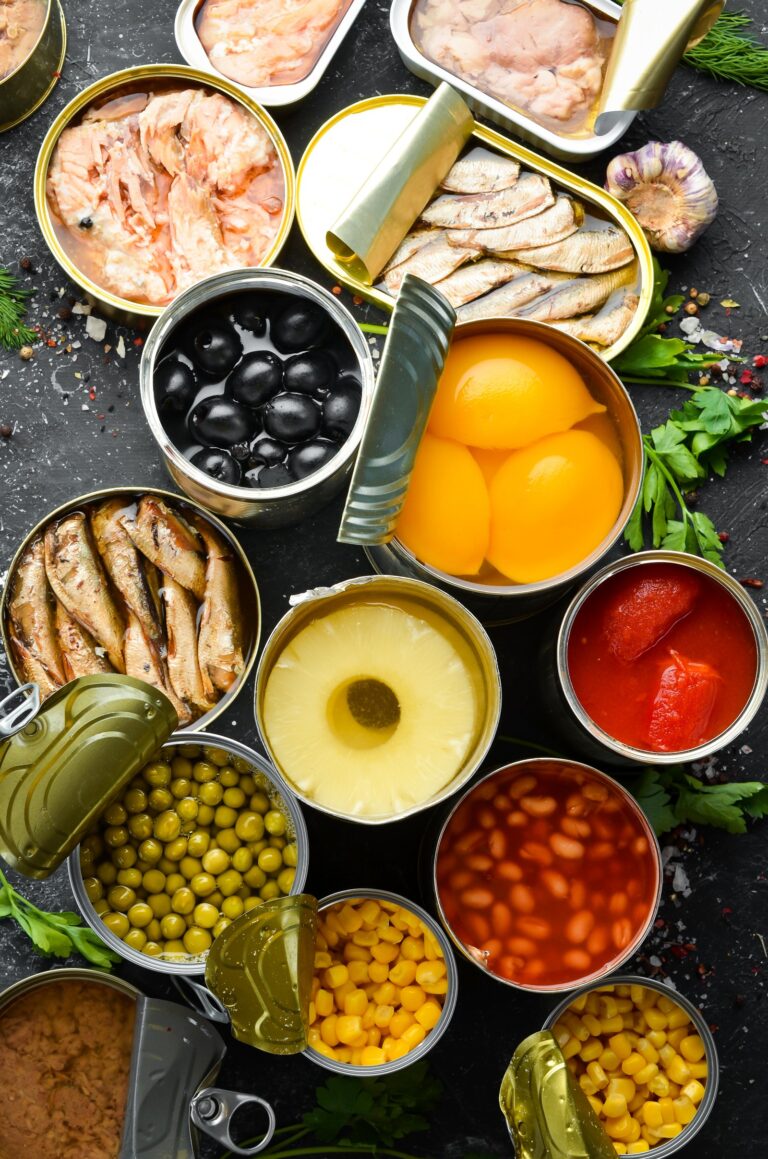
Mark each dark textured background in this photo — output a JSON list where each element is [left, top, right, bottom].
[[1, 2, 767, 1155]]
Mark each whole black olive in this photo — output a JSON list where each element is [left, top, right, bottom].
[[288, 440, 338, 480], [227, 351, 283, 409], [246, 463, 294, 489], [283, 350, 337, 396], [155, 358, 197, 413], [323, 380, 362, 441], [230, 296, 267, 335], [249, 436, 287, 467], [271, 301, 329, 353], [191, 324, 242, 376], [263, 393, 321, 444], [190, 447, 242, 485], [188, 397, 255, 448]]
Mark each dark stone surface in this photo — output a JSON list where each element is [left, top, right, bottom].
[[0, 2, 767, 1156]]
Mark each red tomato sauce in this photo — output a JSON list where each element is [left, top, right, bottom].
[[435, 762, 658, 989], [567, 563, 757, 753]]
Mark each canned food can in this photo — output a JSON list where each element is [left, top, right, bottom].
[[0, 0, 66, 134]]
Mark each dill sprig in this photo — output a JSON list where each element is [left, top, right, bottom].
[[0, 266, 38, 350], [685, 11, 768, 91]]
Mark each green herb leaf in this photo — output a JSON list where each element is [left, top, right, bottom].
[[0, 267, 37, 350], [628, 770, 678, 836], [303, 1063, 441, 1148], [0, 869, 119, 968], [629, 768, 768, 836]]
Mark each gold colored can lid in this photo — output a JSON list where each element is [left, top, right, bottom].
[[0, 674, 178, 879], [205, 894, 318, 1055], [499, 1031, 616, 1159]]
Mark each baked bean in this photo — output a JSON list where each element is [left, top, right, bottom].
[[449, 871, 474, 891], [570, 880, 587, 909], [517, 915, 551, 940], [520, 958, 545, 981], [550, 833, 585, 859], [464, 911, 491, 944], [583, 783, 608, 802], [461, 887, 493, 909], [561, 817, 591, 839], [509, 774, 538, 799], [481, 937, 503, 958], [454, 830, 484, 855], [477, 806, 496, 830], [499, 955, 524, 978], [493, 794, 511, 812], [520, 795, 557, 817], [563, 948, 591, 972], [520, 841, 553, 866], [588, 841, 614, 861], [488, 829, 507, 859], [541, 870, 569, 900], [491, 903, 512, 937], [507, 936, 536, 956], [565, 910, 595, 944], [565, 792, 588, 817], [466, 853, 494, 873], [497, 860, 523, 882], [506, 811, 527, 827], [633, 836, 649, 855], [612, 918, 633, 949], [587, 926, 609, 955], [609, 892, 628, 916], [509, 884, 536, 913]]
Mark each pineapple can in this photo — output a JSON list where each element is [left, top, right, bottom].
[[254, 574, 502, 826]]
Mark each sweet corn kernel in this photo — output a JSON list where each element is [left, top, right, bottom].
[[607, 1078, 636, 1103], [633, 1063, 659, 1086], [343, 989, 368, 1017], [570, 994, 588, 1013], [320, 1016, 340, 1047], [553, 1022, 570, 1048], [646, 1030, 667, 1049], [338, 905, 363, 933], [385, 1038, 409, 1062], [599, 997, 619, 1019], [389, 960, 418, 987], [586, 1062, 609, 1090], [658, 1098, 676, 1125], [584, 1014, 603, 1037], [314, 951, 332, 969], [579, 1074, 598, 1096], [348, 961, 370, 985], [601, 1016, 625, 1034], [647, 1073, 671, 1098], [580, 1039, 603, 1062], [636, 1039, 659, 1065], [641, 1102, 663, 1128], [667, 1007, 691, 1030], [622, 1053, 645, 1076], [421, 977, 449, 996], [562, 1037, 582, 1061], [334, 980, 356, 1006], [672, 1095, 697, 1125], [374, 982, 397, 1005], [370, 942, 399, 964], [336, 1015, 363, 1045], [367, 1028, 381, 1046], [680, 1034, 706, 1062], [359, 900, 381, 926], [368, 961, 390, 984], [666, 1056, 691, 1085], [628, 1091, 645, 1114], [609, 1034, 632, 1061], [587, 1095, 603, 1117], [626, 1119, 641, 1144], [423, 931, 442, 961], [604, 1112, 632, 1140], [602, 1093, 628, 1119], [316, 988, 333, 1018], [400, 936, 425, 961], [353, 929, 379, 947], [361, 1045, 385, 1065], [415, 1000, 442, 1031], [599, 1049, 621, 1073], [400, 985, 426, 1012], [656, 1123, 683, 1139], [688, 1061, 709, 1079], [401, 1023, 426, 1050], [681, 1079, 706, 1105], [313, 1041, 338, 1061], [379, 925, 404, 944], [390, 1010, 415, 1038], [324, 964, 349, 989], [415, 960, 446, 987], [613, 1146, 627, 1155], [307, 1027, 321, 1047], [362, 1004, 376, 1030], [666, 1027, 687, 1049], [627, 1142, 650, 1153], [657, 996, 676, 1014], [644, 1009, 667, 1031], [374, 1004, 394, 1028]]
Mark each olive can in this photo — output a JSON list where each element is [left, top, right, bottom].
[[542, 974, 720, 1157], [543, 549, 768, 766], [0, 0, 66, 134]]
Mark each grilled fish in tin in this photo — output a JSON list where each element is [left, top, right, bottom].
[[422, 173, 553, 231], [383, 235, 480, 295], [517, 266, 637, 323], [448, 195, 580, 253], [194, 517, 244, 698], [163, 576, 214, 713], [457, 271, 571, 322], [55, 603, 113, 681], [552, 292, 640, 347], [441, 148, 521, 194], [7, 539, 65, 697], [121, 496, 207, 600], [91, 498, 162, 645], [513, 227, 634, 273], [434, 259, 529, 307]]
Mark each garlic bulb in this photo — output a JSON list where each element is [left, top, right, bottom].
[[605, 141, 718, 253]]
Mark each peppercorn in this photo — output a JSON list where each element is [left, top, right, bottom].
[[696, 292, 711, 307], [683, 302, 699, 316], [19, 257, 33, 271], [58, 306, 72, 321], [0, 423, 12, 438], [19, 346, 34, 360]]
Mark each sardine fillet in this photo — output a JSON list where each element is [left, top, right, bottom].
[[55, 602, 113, 681], [441, 148, 521, 194], [8, 537, 65, 692], [121, 497, 206, 601], [91, 498, 162, 645], [163, 576, 213, 713], [44, 514, 125, 672], [123, 611, 191, 726], [457, 272, 570, 322], [552, 293, 640, 347], [449, 196, 580, 253], [434, 259, 529, 307], [194, 518, 245, 699], [422, 173, 553, 230], [383, 236, 480, 296], [513, 228, 634, 273], [519, 266, 637, 324], [381, 229, 437, 277]]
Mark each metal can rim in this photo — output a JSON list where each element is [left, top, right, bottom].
[[68, 729, 310, 977], [33, 63, 296, 317], [555, 549, 768, 764], [139, 267, 376, 505], [303, 886, 458, 1075], [431, 757, 664, 993], [541, 972, 720, 1158], [0, 484, 262, 734], [253, 573, 502, 825]]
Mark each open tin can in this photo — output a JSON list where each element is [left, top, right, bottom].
[[365, 318, 643, 625], [542, 974, 719, 1156], [139, 268, 376, 527], [254, 574, 502, 825], [33, 64, 295, 324], [174, 0, 369, 107], [0, 967, 276, 1156], [0, 485, 261, 732], [0, 0, 66, 133], [543, 550, 768, 767], [429, 759, 663, 993]]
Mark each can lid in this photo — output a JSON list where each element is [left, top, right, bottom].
[[337, 273, 455, 546], [205, 893, 318, 1055], [0, 674, 178, 879], [499, 1031, 615, 1159]]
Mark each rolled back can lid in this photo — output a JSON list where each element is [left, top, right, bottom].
[[499, 1030, 616, 1158], [205, 893, 318, 1055], [0, 674, 178, 878], [337, 273, 455, 546]]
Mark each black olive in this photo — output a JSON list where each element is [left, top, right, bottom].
[[79, 217, 93, 230], [190, 447, 242, 485], [263, 393, 321, 444], [191, 324, 242, 376], [227, 351, 283, 409], [229, 296, 267, 335], [246, 463, 294, 489], [155, 358, 197, 413], [283, 350, 337, 396], [271, 301, 329, 353], [323, 380, 362, 442], [188, 397, 255, 448], [249, 436, 287, 467], [230, 439, 256, 463], [288, 439, 338, 480]]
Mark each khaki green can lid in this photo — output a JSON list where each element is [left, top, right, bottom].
[[205, 894, 318, 1055], [0, 674, 178, 879]]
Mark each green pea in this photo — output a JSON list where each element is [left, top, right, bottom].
[[202, 849, 229, 876], [190, 872, 217, 898], [235, 811, 264, 842], [171, 756, 194, 779], [142, 869, 166, 894], [128, 813, 154, 841], [144, 761, 172, 787], [231, 847, 253, 874], [216, 869, 243, 897], [148, 788, 173, 812], [183, 926, 212, 955], [128, 902, 153, 929], [250, 792, 270, 814], [277, 868, 296, 895], [83, 876, 103, 904], [283, 843, 299, 868], [154, 811, 181, 842], [96, 862, 118, 886], [116, 868, 142, 889], [138, 838, 163, 864], [171, 888, 196, 915], [124, 788, 148, 814], [103, 911, 129, 938], [198, 781, 223, 807], [111, 845, 137, 869], [177, 797, 199, 822], [218, 768, 239, 788], [103, 802, 127, 827], [187, 831, 210, 858], [171, 777, 192, 799], [257, 847, 282, 874], [217, 828, 240, 855], [214, 805, 238, 830], [107, 885, 136, 912], [164, 837, 188, 862], [192, 760, 218, 784], [160, 913, 186, 940], [104, 825, 128, 848], [264, 810, 286, 837], [193, 903, 219, 929], [204, 747, 230, 767]]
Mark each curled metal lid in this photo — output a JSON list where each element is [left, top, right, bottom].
[[338, 273, 455, 546], [499, 1031, 616, 1159], [0, 674, 178, 878], [205, 893, 318, 1055]]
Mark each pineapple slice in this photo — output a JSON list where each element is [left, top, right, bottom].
[[261, 602, 480, 820]]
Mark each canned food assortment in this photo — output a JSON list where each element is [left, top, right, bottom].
[[80, 741, 299, 960]]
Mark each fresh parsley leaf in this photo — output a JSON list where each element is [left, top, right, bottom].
[[303, 1063, 442, 1148], [629, 769, 768, 836], [628, 770, 678, 836]]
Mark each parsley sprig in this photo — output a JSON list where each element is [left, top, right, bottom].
[[0, 267, 37, 350], [627, 768, 768, 837], [0, 868, 120, 969]]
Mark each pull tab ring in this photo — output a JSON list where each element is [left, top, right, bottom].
[[0, 683, 41, 739], [190, 1087, 276, 1156], [172, 975, 230, 1023]]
